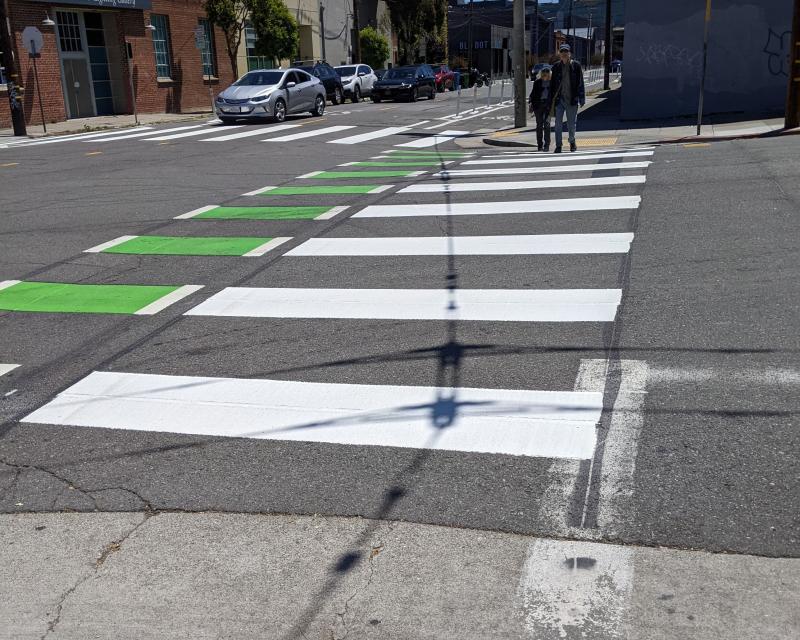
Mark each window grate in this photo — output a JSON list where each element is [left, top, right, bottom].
[[150, 15, 172, 79]]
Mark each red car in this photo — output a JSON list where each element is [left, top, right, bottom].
[[431, 64, 455, 92]]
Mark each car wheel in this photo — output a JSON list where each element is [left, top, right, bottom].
[[332, 86, 343, 105], [409, 87, 418, 102], [430, 87, 436, 100], [311, 94, 325, 116], [372, 95, 381, 103], [437, 82, 445, 93], [352, 85, 361, 103], [273, 99, 286, 122]]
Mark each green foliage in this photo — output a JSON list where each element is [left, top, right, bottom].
[[386, 0, 447, 64], [249, 0, 299, 63], [360, 26, 390, 69], [204, 0, 249, 77]]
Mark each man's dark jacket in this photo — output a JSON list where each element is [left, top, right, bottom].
[[550, 60, 586, 107]]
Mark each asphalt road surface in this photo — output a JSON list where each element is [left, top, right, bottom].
[[0, 92, 798, 639]]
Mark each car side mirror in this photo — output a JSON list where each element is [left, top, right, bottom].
[[286, 81, 296, 88], [358, 71, 366, 77]]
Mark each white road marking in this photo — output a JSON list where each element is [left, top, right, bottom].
[[22, 371, 603, 459], [399, 175, 647, 193], [264, 125, 355, 142], [200, 124, 300, 141], [0, 280, 21, 291], [499, 146, 655, 157], [425, 104, 510, 129], [369, 185, 394, 193], [145, 126, 244, 141], [173, 205, 218, 220], [297, 171, 323, 179], [242, 185, 275, 196], [133, 285, 205, 315], [313, 205, 350, 220], [22, 127, 154, 146], [84, 236, 138, 253], [519, 538, 633, 639], [242, 237, 293, 257], [285, 233, 634, 256], [395, 130, 471, 148], [337, 160, 453, 167], [354, 196, 641, 218], [91, 125, 206, 142], [648, 366, 800, 385], [185, 287, 622, 322], [328, 126, 412, 145], [463, 151, 654, 165], [436, 161, 652, 177], [0, 364, 19, 377]]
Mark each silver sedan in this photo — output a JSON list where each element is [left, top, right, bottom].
[[215, 68, 327, 123]]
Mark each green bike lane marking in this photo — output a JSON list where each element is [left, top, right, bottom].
[[243, 185, 393, 196], [339, 160, 453, 167], [175, 205, 349, 221], [298, 170, 426, 180], [0, 280, 203, 315], [381, 149, 474, 157], [85, 235, 291, 257]]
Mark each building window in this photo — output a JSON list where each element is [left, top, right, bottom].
[[56, 11, 82, 52], [244, 21, 272, 71], [198, 18, 217, 78], [151, 14, 172, 79]]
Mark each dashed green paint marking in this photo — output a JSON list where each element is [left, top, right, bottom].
[[385, 150, 470, 157], [308, 170, 420, 179], [104, 236, 272, 256], [259, 185, 384, 195], [0, 281, 181, 314], [349, 161, 446, 167], [196, 206, 332, 220]]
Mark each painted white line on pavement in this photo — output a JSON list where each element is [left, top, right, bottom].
[[84, 236, 138, 253], [242, 185, 274, 196], [0, 280, 21, 291], [91, 125, 206, 142], [436, 161, 652, 177], [425, 104, 510, 129], [173, 205, 218, 220], [134, 285, 205, 315], [22, 127, 154, 146], [354, 196, 641, 218], [297, 171, 323, 178], [22, 371, 603, 459], [200, 124, 300, 142], [285, 233, 634, 256], [314, 205, 350, 220], [463, 151, 654, 165], [264, 125, 356, 142], [242, 237, 293, 257], [328, 126, 412, 145], [0, 364, 20, 377], [184, 287, 622, 322], [499, 146, 655, 156], [369, 185, 394, 193], [336, 160, 454, 167], [519, 538, 633, 639], [395, 130, 471, 148], [145, 126, 244, 141], [399, 175, 647, 193], [648, 366, 800, 385]]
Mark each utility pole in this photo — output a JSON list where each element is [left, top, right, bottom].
[[534, 0, 539, 62], [468, 0, 474, 72], [696, 0, 712, 135], [352, 1, 361, 63], [603, 0, 611, 89], [786, 0, 800, 129], [587, 10, 592, 69], [513, 0, 526, 127], [0, 0, 26, 136]]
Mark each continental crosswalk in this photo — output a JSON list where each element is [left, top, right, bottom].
[[2, 121, 478, 149], [11, 145, 653, 466]]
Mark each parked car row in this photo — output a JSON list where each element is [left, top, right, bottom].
[[214, 62, 452, 123]]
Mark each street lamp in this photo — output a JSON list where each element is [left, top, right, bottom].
[[42, 14, 55, 27]]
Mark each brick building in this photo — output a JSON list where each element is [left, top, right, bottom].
[[1, 0, 236, 128]]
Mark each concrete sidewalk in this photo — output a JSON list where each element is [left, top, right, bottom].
[[465, 85, 796, 149], [2, 512, 797, 639]]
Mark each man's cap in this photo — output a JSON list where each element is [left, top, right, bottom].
[[559, 44, 571, 52]]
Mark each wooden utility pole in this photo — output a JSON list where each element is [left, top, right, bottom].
[[0, 0, 26, 135], [513, 0, 526, 127], [786, 0, 800, 129], [603, 0, 611, 89], [352, 0, 361, 63]]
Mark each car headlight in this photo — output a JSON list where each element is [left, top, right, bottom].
[[250, 94, 270, 103], [215, 95, 225, 103]]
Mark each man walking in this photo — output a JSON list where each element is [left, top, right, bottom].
[[550, 43, 586, 153]]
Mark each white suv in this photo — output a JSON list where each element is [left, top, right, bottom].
[[335, 64, 377, 103]]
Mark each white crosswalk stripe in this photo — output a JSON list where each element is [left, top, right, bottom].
[[328, 126, 413, 145], [462, 151, 655, 165], [20, 126, 155, 146], [395, 130, 471, 148], [399, 176, 647, 193], [200, 124, 301, 141], [145, 126, 245, 141], [91, 124, 206, 141], [435, 161, 652, 177], [264, 125, 356, 142], [354, 196, 641, 218], [0, 364, 19, 377]]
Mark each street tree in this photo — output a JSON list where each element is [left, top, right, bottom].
[[249, 0, 299, 64], [386, 0, 447, 64], [360, 26, 390, 70], [204, 0, 249, 78]]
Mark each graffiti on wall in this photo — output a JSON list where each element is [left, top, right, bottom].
[[636, 43, 703, 75], [763, 28, 792, 76]]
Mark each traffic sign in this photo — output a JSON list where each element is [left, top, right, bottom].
[[22, 26, 43, 57]]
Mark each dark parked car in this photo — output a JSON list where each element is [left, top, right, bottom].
[[374, 68, 387, 80], [371, 65, 436, 102], [430, 63, 454, 92], [295, 61, 344, 105]]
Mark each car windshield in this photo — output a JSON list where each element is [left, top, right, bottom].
[[336, 66, 357, 76], [234, 71, 285, 86], [384, 68, 415, 79]]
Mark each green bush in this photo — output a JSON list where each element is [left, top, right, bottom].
[[360, 26, 390, 69]]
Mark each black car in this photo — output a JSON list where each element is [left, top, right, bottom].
[[374, 68, 387, 80], [371, 65, 436, 102], [296, 61, 344, 105]]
